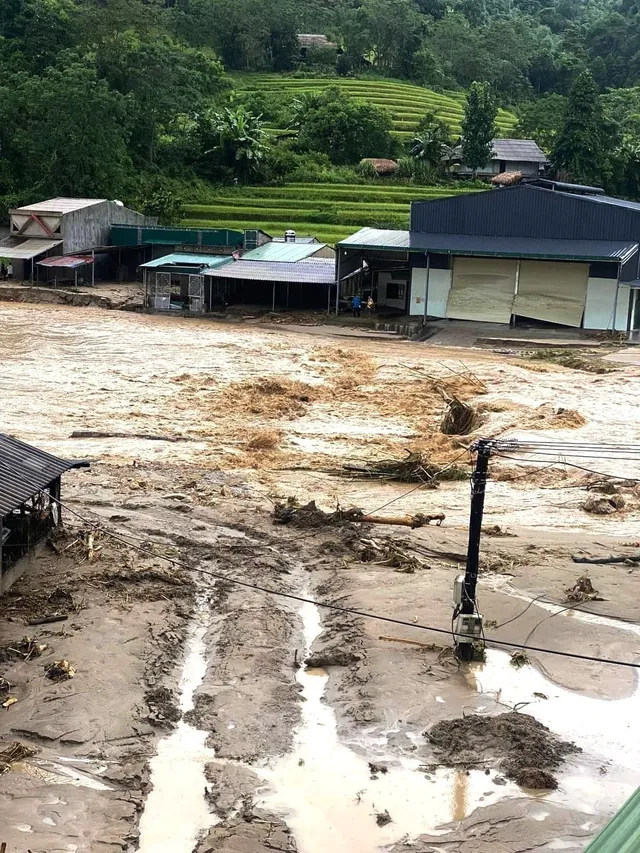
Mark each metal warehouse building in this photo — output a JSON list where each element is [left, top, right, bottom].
[[337, 181, 640, 331]]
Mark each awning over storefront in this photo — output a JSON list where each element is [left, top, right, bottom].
[[0, 238, 62, 260], [337, 228, 638, 264]]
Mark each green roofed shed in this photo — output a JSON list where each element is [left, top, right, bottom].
[[242, 242, 327, 262], [583, 787, 640, 853]]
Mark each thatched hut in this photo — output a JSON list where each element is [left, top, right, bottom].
[[359, 158, 399, 177]]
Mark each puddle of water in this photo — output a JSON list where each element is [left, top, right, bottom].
[[137, 594, 217, 853], [469, 650, 640, 813], [488, 576, 640, 639], [258, 601, 521, 853]]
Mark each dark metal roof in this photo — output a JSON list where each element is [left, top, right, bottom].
[[339, 226, 637, 262], [407, 232, 638, 262], [410, 185, 640, 242], [204, 259, 335, 284], [565, 192, 640, 212], [0, 434, 86, 517], [448, 138, 547, 163]]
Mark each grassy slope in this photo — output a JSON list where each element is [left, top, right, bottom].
[[232, 73, 518, 138], [182, 183, 484, 245]]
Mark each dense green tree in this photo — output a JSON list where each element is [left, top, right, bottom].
[[409, 113, 452, 170], [296, 87, 395, 164], [130, 176, 184, 225], [95, 31, 226, 166], [460, 81, 497, 175], [516, 93, 567, 151], [552, 70, 609, 185], [207, 106, 270, 181], [0, 60, 132, 197]]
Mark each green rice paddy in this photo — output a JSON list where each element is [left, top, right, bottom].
[[233, 73, 517, 139], [182, 182, 484, 245]]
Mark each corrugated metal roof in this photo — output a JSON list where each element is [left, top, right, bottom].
[[566, 192, 640, 212], [584, 786, 640, 853], [338, 228, 410, 249], [407, 232, 638, 262], [37, 255, 93, 269], [139, 253, 231, 269], [491, 139, 547, 161], [15, 198, 106, 214], [0, 237, 63, 260], [0, 434, 85, 518], [449, 139, 547, 163], [204, 259, 335, 284], [242, 242, 326, 262]]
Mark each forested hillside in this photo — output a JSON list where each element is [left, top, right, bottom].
[[1, 0, 639, 226]]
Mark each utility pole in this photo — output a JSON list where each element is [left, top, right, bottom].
[[455, 440, 491, 662]]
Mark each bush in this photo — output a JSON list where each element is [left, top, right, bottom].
[[297, 87, 395, 165], [356, 160, 379, 179]]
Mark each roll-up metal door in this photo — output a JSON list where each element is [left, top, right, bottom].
[[513, 261, 588, 327], [446, 258, 517, 324]]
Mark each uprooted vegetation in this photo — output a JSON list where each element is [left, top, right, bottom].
[[340, 450, 469, 486], [524, 349, 616, 374], [426, 711, 580, 789]]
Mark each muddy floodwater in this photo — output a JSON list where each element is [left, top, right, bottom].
[[1, 302, 640, 853]]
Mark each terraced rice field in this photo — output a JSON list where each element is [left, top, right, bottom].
[[182, 182, 484, 245], [233, 73, 517, 139]]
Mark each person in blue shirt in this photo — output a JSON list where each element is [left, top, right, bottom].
[[352, 294, 362, 317]]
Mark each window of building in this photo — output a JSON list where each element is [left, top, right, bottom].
[[387, 282, 406, 300]]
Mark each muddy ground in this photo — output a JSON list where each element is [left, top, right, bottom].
[[1, 302, 640, 853]]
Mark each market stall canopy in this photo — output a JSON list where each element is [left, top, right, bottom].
[[37, 255, 94, 269]]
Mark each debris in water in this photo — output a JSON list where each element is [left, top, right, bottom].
[[563, 575, 604, 603], [1, 636, 47, 662], [482, 525, 516, 538], [274, 498, 444, 529], [510, 651, 529, 669], [582, 494, 625, 514], [45, 660, 76, 682], [305, 648, 361, 668], [525, 349, 615, 374], [441, 396, 479, 436], [0, 741, 37, 773], [245, 428, 282, 451], [341, 450, 468, 486], [357, 537, 427, 573], [426, 711, 580, 789], [376, 809, 392, 826], [144, 687, 181, 728]]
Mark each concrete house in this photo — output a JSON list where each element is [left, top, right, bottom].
[[446, 139, 548, 179]]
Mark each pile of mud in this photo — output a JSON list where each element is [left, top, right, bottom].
[[426, 711, 580, 789]]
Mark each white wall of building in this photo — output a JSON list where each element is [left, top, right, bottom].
[[409, 267, 451, 317], [584, 277, 630, 330]]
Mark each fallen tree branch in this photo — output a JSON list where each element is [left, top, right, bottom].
[[572, 553, 640, 564], [70, 430, 194, 442]]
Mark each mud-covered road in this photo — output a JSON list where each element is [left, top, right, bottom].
[[1, 303, 640, 853]]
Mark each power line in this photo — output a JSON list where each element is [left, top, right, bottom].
[[34, 490, 640, 670], [2, 454, 640, 669]]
